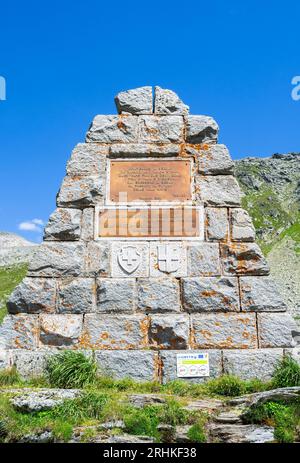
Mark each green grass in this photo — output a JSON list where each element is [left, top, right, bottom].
[[243, 401, 300, 443], [272, 354, 300, 388], [1, 352, 299, 443], [187, 419, 207, 443], [0, 367, 23, 387], [46, 351, 98, 389], [0, 265, 27, 324]]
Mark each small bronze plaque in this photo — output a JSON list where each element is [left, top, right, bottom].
[[98, 207, 200, 238], [109, 160, 191, 202]]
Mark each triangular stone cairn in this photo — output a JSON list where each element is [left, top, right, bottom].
[[1, 86, 298, 382]]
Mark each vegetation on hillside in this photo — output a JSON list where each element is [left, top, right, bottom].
[[0, 352, 299, 443]]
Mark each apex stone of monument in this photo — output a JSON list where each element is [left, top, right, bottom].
[[115, 86, 153, 115], [154, 86, 189, 115]]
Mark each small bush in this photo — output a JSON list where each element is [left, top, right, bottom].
[[244, 401, 298, 443], [187, 421, 206, 443], [46, 351, 98, 389], [207, 375, 245, 396], [272, 355, 300, 388], [124, 406, 160, 438], [0, 367, 22, 387], [158, 399, 189, 426]]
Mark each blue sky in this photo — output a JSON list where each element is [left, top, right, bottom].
[[0, 0, 299, 242]]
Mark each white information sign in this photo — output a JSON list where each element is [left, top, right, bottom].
[[176, 353, 209, 378]]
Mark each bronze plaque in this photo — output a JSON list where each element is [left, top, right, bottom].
[[109, 160, 191, 202], [98, 207, 200, 238]]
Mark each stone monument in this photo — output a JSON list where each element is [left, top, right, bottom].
[[0, 86, 298, 382]]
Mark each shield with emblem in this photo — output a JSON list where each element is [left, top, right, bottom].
[[117, 245, 141, 274], [157, 244, 180, 273]]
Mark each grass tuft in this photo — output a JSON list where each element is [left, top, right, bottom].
[[0, 367, 23, 387], [46, 351, 98, 389], [272, 355, 300, 388]]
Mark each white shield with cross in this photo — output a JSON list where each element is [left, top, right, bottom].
[[157, 244, 180, 273], [117, 245, 141, 274]]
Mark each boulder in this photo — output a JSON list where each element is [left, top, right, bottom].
[[115, 86, 153, 115], [185, 115, 218, 144], [154, 86, 189, 115]]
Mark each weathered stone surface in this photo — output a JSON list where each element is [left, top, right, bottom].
[[185, 115, 219, 144], [208, 423, 274, 443], [85, 241, 110, 276], [228, 387, 300, 408], [284, 347, 300, 365], [137, 278, 181, 313], [10, 350, 51, 379], [188, 243, 221, 276], [39, 314, 83, 347], [148, 315, 189, 349], [11, 389, 81, 413], [160, 350, 222, 384], [58, 278, 95, 314], [182, 277, 240, 313], [7, 278, 57, 314], [223, 349, 284, 381], [186, 144, 233, 174], [28, 243, 85, 277], [138, 115, 184, 143], [231, 208, 255, 242], [66, 143, 108, 175], [258, 313, 298, 348], [56, 175, 103, 207], [86, 115, 138, 143], [184, 398, 224, 412], [80, 314, 148, 350], [95, 350, 157, 381], [214, 411, 242, 424], [0, 315, 38, 349], [109, 143, 180, 157], [111, 242, 149, 277], [196, 175, 241, 206], [96, 278, 136, 313], [240, 276, 287, 312], [81, 208, 94, 242], [108, 434, 154, 443], [115, 87, 153, 115], [44, 208, 82, 241], [205, 208, 228, 241], [192, 313, 257, 349], [150, 242, 187, 277], [0, 348, 11, 370], [220, 243, 270, 276], [154, 86, 189, 115], [129, 394, 166, 408]]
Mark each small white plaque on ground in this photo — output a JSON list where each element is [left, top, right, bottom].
[[177, 353, 209, 377]]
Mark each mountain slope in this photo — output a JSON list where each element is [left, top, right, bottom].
[[235, 153, 300, 317], [0, 232, 36, 268]]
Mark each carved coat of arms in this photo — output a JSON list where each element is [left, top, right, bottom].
[[117, 245, 141, 274], [157, 244, 180, 273]]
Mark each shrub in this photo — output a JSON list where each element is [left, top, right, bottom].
[[207, 375, 245, 396], [46, 351, 98, 389], [187, 421, 206, 443], [158, 399, 189, 426], [0, 367, 22, 387], [244, 401, 298, 443], [272, 355, 300, 388], [124, 406, 160, 438]]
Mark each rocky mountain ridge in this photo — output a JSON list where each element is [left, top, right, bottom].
[[235, 152, 300, 317], [0, 232, 36, 268]]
